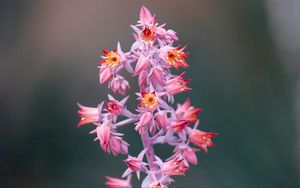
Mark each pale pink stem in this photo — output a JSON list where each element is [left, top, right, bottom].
[[114, 119, 137, 128], [141, 132, 156, 171]]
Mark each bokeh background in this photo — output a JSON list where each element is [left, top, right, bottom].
[[1, 0, 300, 187]]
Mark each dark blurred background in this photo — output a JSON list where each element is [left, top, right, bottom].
[[1, 0, 300, 187]]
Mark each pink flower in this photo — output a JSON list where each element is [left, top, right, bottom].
[[139, 91, 160, 110], [189, 129, 217, 153], [109, 75, 130, 95], [99, 42, 126, 84], [159, 46, 189, 69], [176, 98, 202, 123], [138, 6, 157, 42], [106, 95, 129, 116], [93, 119, 129, 155], [105, 100, 123, 116], [109, 134, 129, 155], [99, 43, 126, 68], [172, 145, 199, 165], [77, 103, 102, 127], [123, 149, 147, 179], [156, 27, 178, 44], [105, 175, 132, 188], [165, 72, 191, 95], [159, 156, 189, 176], [125, 156, 144, 171]]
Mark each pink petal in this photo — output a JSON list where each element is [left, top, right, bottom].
[[99, 67, 112, 84], [135, 55, 149, 74], [184, 148, 198, 165], [140, 6, 152, 25], [155, 111, 168, 131]]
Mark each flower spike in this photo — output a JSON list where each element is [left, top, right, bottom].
[[76, 6, 217, 187]]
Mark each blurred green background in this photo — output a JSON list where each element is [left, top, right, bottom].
[[1, 0, 300, 187]]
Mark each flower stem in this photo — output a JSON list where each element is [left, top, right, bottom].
[[141, 132, 156, 171]]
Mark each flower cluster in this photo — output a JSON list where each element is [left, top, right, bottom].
[[77, 6, 217, 188]]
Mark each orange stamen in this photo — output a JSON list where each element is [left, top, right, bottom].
[[100, 50, 120, 67]]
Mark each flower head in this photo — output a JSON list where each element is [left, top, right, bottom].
[[160, 46, 189, 69], [77, 103, 103, 127], [176, 98, 202, 123], [109, 75, 130, 95], [92, 119, 129, 156], [165, 72, 191, 95], [139, 92, 159, 110], [99, 50, 120, 68], [159, 156, 189, 176], [141, 26, 156, 41], [105, 100, 123, 116], [189, 129, 217, 153], [123, 149, 147, 179], [139, 6, 156, 41]]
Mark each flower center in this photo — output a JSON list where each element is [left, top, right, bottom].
[[141, 26, 155, 41], [102, 50, 120, 67], [105, 101, 122, 114], [141, 92, 159, 110], [166, 49, 183, 65]]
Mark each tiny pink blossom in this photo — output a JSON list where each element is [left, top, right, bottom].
[[105, 100, 123, 116], [122, 149, 147, 179], [109, 75, 130, 95], [189, 129, 217, 153], [77, 103, 101, 127], [165, 72, 191, 95], [92, 119, 129, 155], [172, 145, 199, 165], [109, 134, 129, 155], [176, 98, 202, 123], [159, 156, 189, 176], [125, 156, 143, 171], [159, 46, 189, 69]]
